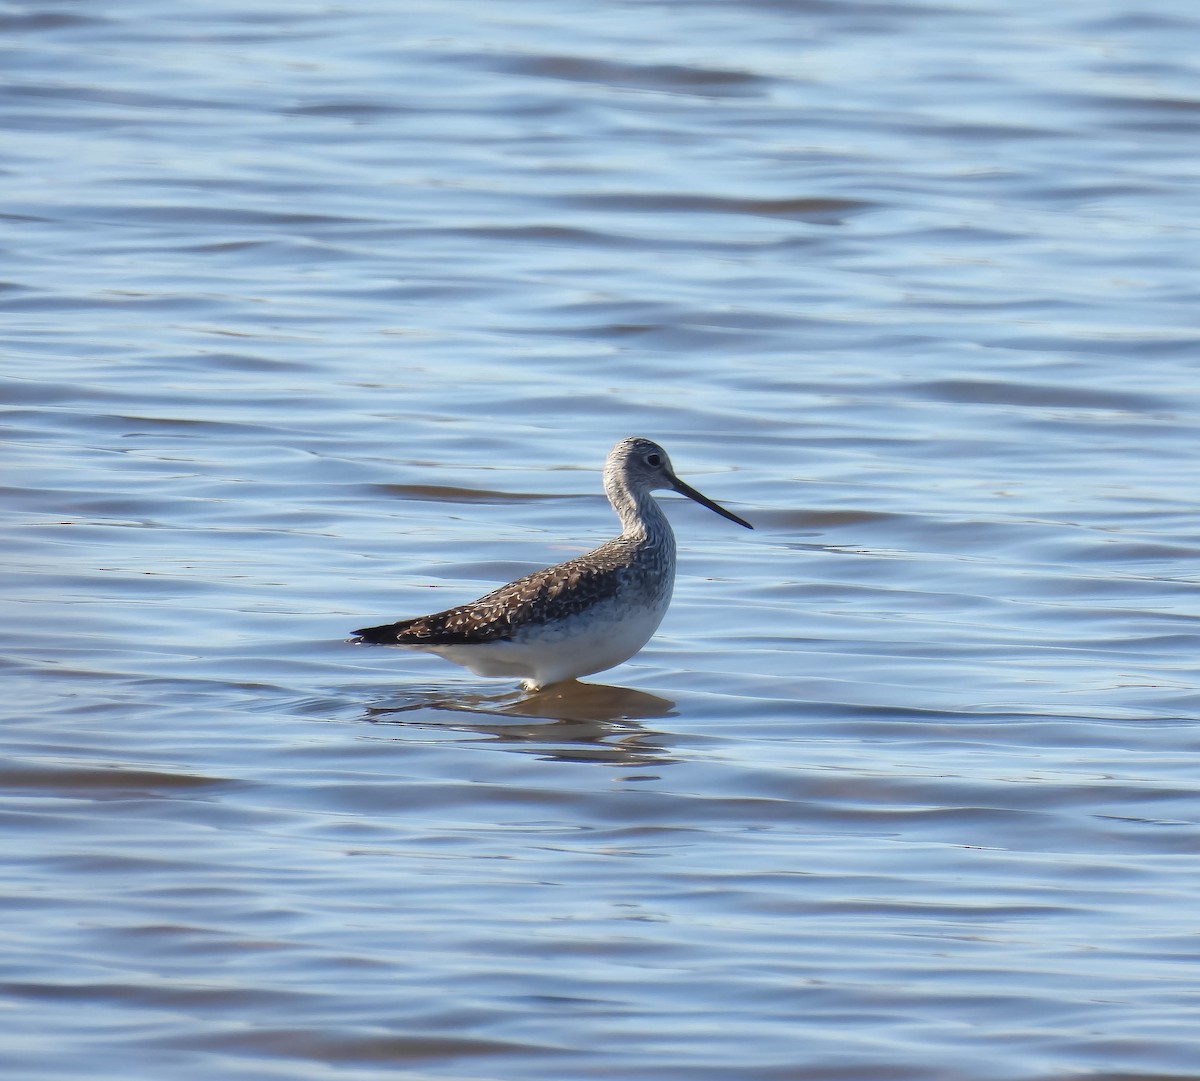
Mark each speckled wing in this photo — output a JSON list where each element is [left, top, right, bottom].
[[352, 539, 637, 646]]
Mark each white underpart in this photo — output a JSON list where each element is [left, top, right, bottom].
[[404, 592, 671, 690]]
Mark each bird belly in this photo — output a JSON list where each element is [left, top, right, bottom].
[[422, 594, 669, 689]]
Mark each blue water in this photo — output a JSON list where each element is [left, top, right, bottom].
[[3, 1, 1200, 1078]]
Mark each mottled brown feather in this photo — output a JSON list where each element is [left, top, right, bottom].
[[352, 535, 666, 646]]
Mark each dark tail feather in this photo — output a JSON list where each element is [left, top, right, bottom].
[[351, 620, 413, 644]]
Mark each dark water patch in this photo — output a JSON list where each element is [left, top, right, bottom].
[[451, 224, 648, 249], [287, 100, 410, 120], [475, 52, 771, 98], [0, 211, 56, 226], [1077, 11, 1200, 33], [992, 332, 1200, 359], [160, 1026, 557, 1064], [0, 289, 234, 314], [161, 236, 368, 268], [0, 765, 236, 796], [1078, 91, 1200, 116], [0, 11, 106, 33], [370, 483, 578, 505], [761, 508, 908, 531], [927, 118, 1065, 142], [1, 81, 225, 113], [1027, 180, 1191, 205], [45, 203, 372, 231], [566, 191, 872, 223], [902, 378, 1169, 413], [3, 978, 317, 1010]]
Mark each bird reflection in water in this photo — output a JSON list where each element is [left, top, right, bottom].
[[363, 680, 676, 767]]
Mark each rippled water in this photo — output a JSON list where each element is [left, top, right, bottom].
[[4, 1, 1200, 1078]]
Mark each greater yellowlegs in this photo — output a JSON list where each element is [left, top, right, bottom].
[[352, 437, 753, 690]]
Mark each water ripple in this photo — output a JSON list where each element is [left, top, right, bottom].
[[3, 1, 1199, 1079]]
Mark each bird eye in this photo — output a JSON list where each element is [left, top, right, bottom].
[[646, 453, 661, 467]]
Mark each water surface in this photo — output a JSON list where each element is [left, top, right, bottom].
[[3, 1, 1200, 1078]]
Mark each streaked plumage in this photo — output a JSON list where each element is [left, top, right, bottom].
[[352, 437, 752, 690]]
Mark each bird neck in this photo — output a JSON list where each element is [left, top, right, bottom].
[[606, 475, 671, 542]]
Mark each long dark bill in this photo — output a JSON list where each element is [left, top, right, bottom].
[[671, 476, 754, 529]]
